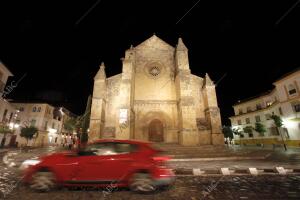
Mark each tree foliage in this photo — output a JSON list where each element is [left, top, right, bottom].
[[0, 125, 13, 134], [222, 126, 234, 139], [243, 126, 253, 134], [255, 122, 266, 136], [271, 114, 283, 127], [20, 126, 38, 144], [78, 95, 92, 144], [63, 118, 77, 133]]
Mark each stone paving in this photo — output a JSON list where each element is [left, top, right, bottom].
[[1, 145, 300, 199], [1, 175, 300, 200]]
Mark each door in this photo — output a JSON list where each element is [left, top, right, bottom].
[[149, 119, 164, 142]]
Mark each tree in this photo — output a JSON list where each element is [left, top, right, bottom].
[[0, 125, 12, 134], [232, 128, 243, 145], [271, 114, 287, 151], [222, 126, 234, 145], [78, 95, 92, 145], [243, 126, 253, 137], [222, 126, 234, 139], [254, 122, 266, 136], [63, 118, 77, 134], [20, 126, 38, 146]]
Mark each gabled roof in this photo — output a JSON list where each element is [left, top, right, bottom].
[[134, 34, 175, 51]]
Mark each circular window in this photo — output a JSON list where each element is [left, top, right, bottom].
[[144, 62, 164, 79], [149, 66, 161, 77]]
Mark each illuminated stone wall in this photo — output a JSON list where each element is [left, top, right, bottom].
[[90, 35, 224, 145]]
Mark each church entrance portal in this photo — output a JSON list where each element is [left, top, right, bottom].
[[148, 119, 164, 142]]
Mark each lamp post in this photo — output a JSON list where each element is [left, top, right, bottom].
[[59, 107, 65, 146]]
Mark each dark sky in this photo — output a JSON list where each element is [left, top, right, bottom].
[[1, 0, 300, 125]]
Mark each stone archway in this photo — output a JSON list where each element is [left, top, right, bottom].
[[148, 119, 164, 142]]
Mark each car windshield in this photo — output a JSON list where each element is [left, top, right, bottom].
[[78, 142, 138, 156]]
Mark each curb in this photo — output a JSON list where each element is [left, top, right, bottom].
[[175, 167, 300, 176], [170, 153, 271, 162]]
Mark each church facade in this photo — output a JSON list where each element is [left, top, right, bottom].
[[89, 35, 224, 146]]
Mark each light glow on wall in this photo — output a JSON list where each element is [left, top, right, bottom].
[[283, 118, 297, 129], [119, 109, 128, 124], [48, 128, 57, 134]]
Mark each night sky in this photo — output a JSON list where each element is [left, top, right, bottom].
[[1, 0, 300, 125]]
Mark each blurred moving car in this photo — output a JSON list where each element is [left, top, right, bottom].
[[21, 139, 175, 193]]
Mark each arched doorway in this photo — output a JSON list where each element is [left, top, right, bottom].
[[148, 119, 164, 142]]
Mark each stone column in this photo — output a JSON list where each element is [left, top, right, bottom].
[[115, 54, 135, 139], [175, 38, 199, 146], [202, 73, 224, 145], [89, 62, 106, 141]]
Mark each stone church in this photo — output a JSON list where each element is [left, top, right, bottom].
[[89, 35, 224, 146]]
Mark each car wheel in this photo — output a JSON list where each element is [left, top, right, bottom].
[[129, 173, 156, 193], [30, 171, 57, 192]]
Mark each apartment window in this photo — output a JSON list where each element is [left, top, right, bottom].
[[31, 119, 36, 126], [237, 120, 242, 125], [255, 115, 261, 122], [8, 113, 13, 122], [265, 114, 272, 120], [256, 104, 262, 110], [283, 128, 289, 138], [19, 107, 24, 112], [279, 107, 283, 115], [37, 107, 41, 112], [288, 84, 297, 95], [247, 107, 252, 112], [32, 107, 37, 112], [269, 127, 279, 135], [245, 118, 250, 124], [44, 121, 48, 130], [292, 103, 300, 113], [2, 109, 8, 121], [238, 109, 243, 115]]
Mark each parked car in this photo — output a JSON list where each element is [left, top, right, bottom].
[[21, 139, 175, 193]]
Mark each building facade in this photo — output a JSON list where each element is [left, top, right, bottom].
[[89, 35, 224, 146], [11, 103, 75, 147], [230, 69, 300, 147], [0, 62, 15, 147]]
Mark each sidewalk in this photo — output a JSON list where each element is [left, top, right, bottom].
[[156, 144, 273, 160]]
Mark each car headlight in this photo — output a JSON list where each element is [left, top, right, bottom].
[[19, 159, 41, 170]]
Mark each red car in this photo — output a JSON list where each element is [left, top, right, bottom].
[[21, 139, 175, 193]]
